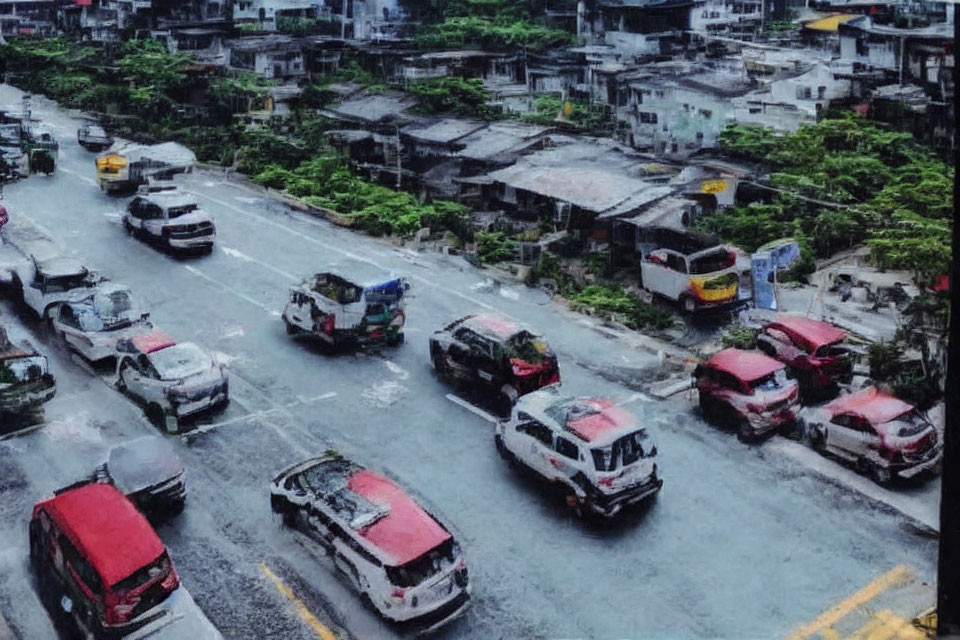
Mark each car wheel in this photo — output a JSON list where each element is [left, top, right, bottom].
[[146, 403, 166, 429], [431, 348, 448, 378], [497, 385, 518, 417], [494, 434, 515, 466], [360, 592, 377, 614], [29, 521, 43, 562], [736, 420, 755, 443], [116, 368, 128, 393], [284, 318, 297, 335], [870, 462, 893, 486], [123, 218, 134, 236], [809, 425, 827, 453]]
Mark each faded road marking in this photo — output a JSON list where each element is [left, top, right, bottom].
[[183, 392, 337, 440], [182, 265, 277, 315], [260, 563, 339, 640], [220, 246, 299, 282], [847, 609, 927, 640], [57, 166, 97, 186], [782, 565, 915, 640], [445, 394, 498, 424]]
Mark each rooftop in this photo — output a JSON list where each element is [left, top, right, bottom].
[[458, 121, 554, 161], [402, 118, 487, 145], [39, 483, 166, 587], [322, 92, 419, 125]]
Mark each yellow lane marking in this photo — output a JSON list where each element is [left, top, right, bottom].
[[848, 610, 927, 640], [783, 565, 915, 640], [820, 629, 841, 640], [260, 562, 339, 640]]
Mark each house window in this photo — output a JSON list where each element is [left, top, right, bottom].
[[700, 109, 712, 119], [639, 112, 658, 124], [696, 131, 704, 140], [654, 89, 665, 98], [818, 85, 826, 99], [671, 142, 678, 153], [796, 86, 812, 99]]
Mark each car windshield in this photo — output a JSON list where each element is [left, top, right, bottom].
[[113, 550, 172, 592], [689, 249, 735, 275], [167, 204, 198, 219], [883, 410, 929, 437], [149, 343, 211, 380], [299, 459, 390, 528], [591, 429, 651, 472], [385, 539, 459, 588], [88, 126, 108, 137], [749, 368, 787, 392], [45, 275, 89, 293], [75, 289, 141, 331], [0, 356, 47, 384]]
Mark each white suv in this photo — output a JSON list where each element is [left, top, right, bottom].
[[270, 454, 470, 631], [495, 389, 663, 519], [124, 190, 215, 253]]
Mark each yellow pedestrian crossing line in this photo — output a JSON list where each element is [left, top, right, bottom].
[[783, 565, 915, 640], [260, 562, 339, 640], [847, 610, 926, 640]]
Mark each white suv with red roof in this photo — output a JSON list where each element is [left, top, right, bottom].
[[270, 454, 470, 630], [115, 331, 228, 433], [495, 389, 663, 519]]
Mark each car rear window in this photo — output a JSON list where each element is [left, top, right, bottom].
[[167, 204, 198, 219], [689, 249, 735, 275], [0, 356, 48, 383], [113, 550, 171, 591], [749, 368, 788, 392], [385, 538, 458, 588], [884, 410, 929, 437], [591, 429, 651, 472], [507, 331, 552, 363]]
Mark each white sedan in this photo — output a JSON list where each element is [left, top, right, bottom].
[[51, 283, 153, 362]]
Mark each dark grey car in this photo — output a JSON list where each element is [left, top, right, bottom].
[[97, 435, 186, 514]]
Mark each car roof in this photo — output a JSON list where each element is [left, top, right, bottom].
[[768, 315, 845, 353], [0, 326, 36, 361], [38, 483, 166, 587], [461, 314, 522, 340], [704, 348, 784, 383], [518, 392, 641, 445], [142, 192, 198, 209], [131, 331, 177, 354], [35, 257, 88, 278], [347, 470, 452, 566], [826, 387, 914, 425], [108, 436, 184, 495]]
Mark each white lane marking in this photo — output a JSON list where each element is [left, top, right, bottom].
[[182, 265, 278, 315], [58, 166, 97, 186], [618, 392, 653, 405], [220, 246, 299, 282], [445, 393, 498, 424], [192, 190, 502, 314], [383, 360, 409, 380], [183, 392, 338, 440]]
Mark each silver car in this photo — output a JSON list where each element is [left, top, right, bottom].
[[51, 283, 153, 362]]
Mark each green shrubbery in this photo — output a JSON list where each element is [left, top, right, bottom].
[[570, 284, 675, 331], [521, 94, 612, 132], [475, 231, 517, 264], [703, 117, 953, 281], [409, 77, 494, 118], [415, 16, 572, 52]]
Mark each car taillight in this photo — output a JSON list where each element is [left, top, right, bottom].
[[112, 602, 136, 624], [746, 402, 763, 413], [597, 476, 613, 487], [162, 567, 179, 591], [390, 588, 405, 605]]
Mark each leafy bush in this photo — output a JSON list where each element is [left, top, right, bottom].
[[409, 77, 493, 117], [571, 284, 675, 331], [721, 324, 758, 349], [475, 231, 517, 264], [415, 16, 573, 52]]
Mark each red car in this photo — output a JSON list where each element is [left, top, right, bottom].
[[799, 386, 942, 484], [694, 348, 800, 441], [0, 204, 8, 233], [756, 315, 854, 394], [30, 483, 180, 637]]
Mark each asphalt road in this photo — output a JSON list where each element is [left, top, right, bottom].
[[0, 85, 941, 640]]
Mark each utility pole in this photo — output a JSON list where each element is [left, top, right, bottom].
[[936, 15, 960, 636], [395, 125, 401, 190]]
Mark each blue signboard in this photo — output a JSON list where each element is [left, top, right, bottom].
[[752, 251, 777, 311]]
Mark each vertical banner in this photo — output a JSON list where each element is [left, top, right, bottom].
[[752, 250, 777, 311]]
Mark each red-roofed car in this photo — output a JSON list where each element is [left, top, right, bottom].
[[270, 454, 470, 631], [695, 348, 799, 441], [115, 331, 228, 433], [798, 386, 942, 484], [495, 389, 662, 519], [29, 483, 181, 637], [430, 314, 560, 415], [757, 315, 855, 395]]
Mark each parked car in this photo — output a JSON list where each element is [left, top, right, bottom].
[[0, 325, 55, 420], [29, 483, 181, 638], [0, 203, 7, 233], [757, 315, 855, 394], [51, 283, 153, 362], [9, 256, 101, 321], [694, 348, 799, 441], [95, 435, 187, 515], [77, 124, 113, 152], [270, 454, 470, 630], [115, 331, 229, 433], [641, 244, 739, 313], [283, 272, 407, 348], [495, 390, 662, 519], [798, 386, 942, 484], [124, 189, 215, 253], [430, 314, 560, 414]]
